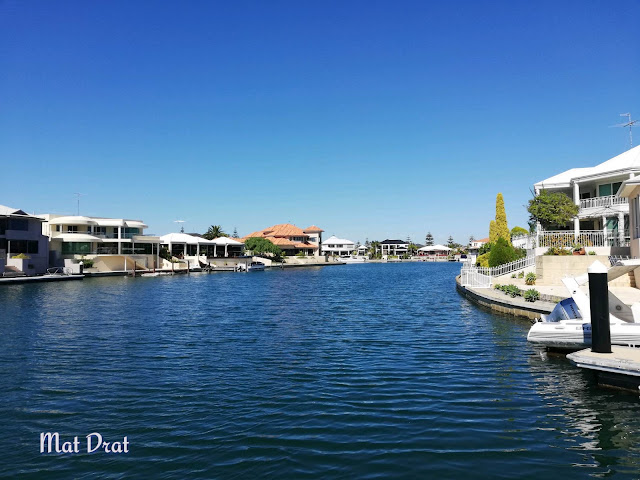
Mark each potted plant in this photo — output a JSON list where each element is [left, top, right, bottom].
[[572, 244, 585, 255]]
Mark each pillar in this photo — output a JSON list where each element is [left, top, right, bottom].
[[602, 215, 607, 246], [618, 212, 625, 245], [588, 260, 611, 354]]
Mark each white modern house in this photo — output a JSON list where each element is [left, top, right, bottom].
[[321, 235, 356, 256], [40, 214, 161, 272], [377, 239, 409, 257], [160, 233, 244, 259], [0, 205, 49, 275], [533, 145, 640, 254]]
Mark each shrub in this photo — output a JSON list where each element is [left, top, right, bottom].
[[525, 272, 536, 285], [81, 257, 94, 268], [545, 246, 572, 256], [476, 253, 490, 268], [296, 251, 306, 257], [488, 237, 518, 267], [511, 273, 516, 278], [588, 251, 596, 255], [504, 284, 522, 298], [518, 271, 524, 278], [524, 289, 540, 302], [11, 253, 30, 259], [494, 283, 502, 290]]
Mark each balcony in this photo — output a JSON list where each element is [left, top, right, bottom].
[[579, 195, 628, 211], [538, 230, 630, 248]]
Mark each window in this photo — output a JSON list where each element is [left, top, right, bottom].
[[61, 242, 91, 254], [8, 218, 28, 231], [67, 225, 78, 233], [9, 240, 39, 254], [94, 226, 106, 235], [598, 182, 623, 197], [0, 218, 5, 235]]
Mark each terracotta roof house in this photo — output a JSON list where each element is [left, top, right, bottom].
[[242, 223, 324, 256]]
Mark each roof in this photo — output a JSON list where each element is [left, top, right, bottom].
[[476, 237, 490, 243], [244, 223, 308, 239], [160, 233, 205, 245], [322, 235, 355, 246], [380, 239, 408, 245], [535, 145, 640, 187], [304, 225, 324, 233], [418, 244, 452, 251], [0, 205, 28, 216], [618, 177, 640, 197]]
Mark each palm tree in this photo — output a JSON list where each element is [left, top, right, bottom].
[[203, 225, 227, 240]]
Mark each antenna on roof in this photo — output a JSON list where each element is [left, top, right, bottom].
[[612, 113, 638, 147], [174, 219, 186, 233], [73, 193, 86, 216]]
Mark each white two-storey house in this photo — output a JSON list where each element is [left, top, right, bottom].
[[533, 145, 640, 253]]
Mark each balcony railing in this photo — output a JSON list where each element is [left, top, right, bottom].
[[579, 195, 628, 210], [538, 230, 630, 248]]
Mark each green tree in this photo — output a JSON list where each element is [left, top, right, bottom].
[[510, 226, 529, 238], [488, 237, 518, 267], [447, 235, 455, 248], [489, 220, 498, 243], [244, 237, 283, 259], [469, 235, 475, 245], [495, 193, 510, 244], [232, 227, 239, 238], [425, 232, 434, 246], [527, 189, 579, 230], [203, 225, 227, 240]]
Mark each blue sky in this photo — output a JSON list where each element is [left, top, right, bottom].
[[2, 1, 639, 244]]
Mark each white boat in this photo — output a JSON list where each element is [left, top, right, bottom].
[[248, 261, 266, 272], [340, 255, 368, 263], [527, 259, 640, 351]]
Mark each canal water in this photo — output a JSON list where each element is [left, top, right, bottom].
[[1, 262, 640, 478]]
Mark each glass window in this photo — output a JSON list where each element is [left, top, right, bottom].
[[61, 242, 91, 254], [67, 225, 78, 233], [0, 218, 6, 235], [613, 182, 622, 194], [598, 184, 612, 196], [8, 219, 28, 231]]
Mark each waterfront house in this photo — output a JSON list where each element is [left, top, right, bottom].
[[377, 239, 409, 257], [533, 145, 640, 253], [0, 205, 49, 275], [321, 235, 356, 256], [160, 233, 244, 259], [467, 237, 489, 263], [242, 224, 323, 257], [41, 214, 161, 272], [417, 244, 451, 260]]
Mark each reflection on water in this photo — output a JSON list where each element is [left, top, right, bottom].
[[1, 263, 640, 478]]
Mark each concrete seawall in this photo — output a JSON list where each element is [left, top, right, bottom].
[[455, 275, 555, 320]]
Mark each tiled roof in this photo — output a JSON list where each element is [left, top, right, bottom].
[[304, 225, 324, 233], [244, 223, 307, 238], [477, 237, 490, 243]]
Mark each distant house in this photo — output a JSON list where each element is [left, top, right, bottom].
[[0, 205, 49, 275], [160, 233, 244, 259], [322, 235, 356, 256], [533, 145, 640, 253], [377, 239, 409, 257], [467, 237, 489, 263], [242, 224, 324, 257]]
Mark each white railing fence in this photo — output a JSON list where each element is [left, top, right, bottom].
[[580, 195, 628, 210], [537, 230, 630, 248], [460, 254, 536, 288]]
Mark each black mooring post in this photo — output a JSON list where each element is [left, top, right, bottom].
[[589, 261, 612, 354]]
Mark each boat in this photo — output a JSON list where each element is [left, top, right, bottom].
[[248, 261, 266, 272], [527, 259, 640, 351], [340, 255, 368, 263]]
